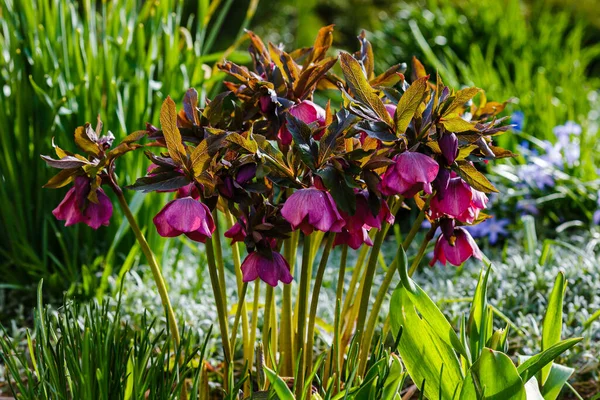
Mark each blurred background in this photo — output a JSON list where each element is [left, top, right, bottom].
[[1, 0, 599, 313]]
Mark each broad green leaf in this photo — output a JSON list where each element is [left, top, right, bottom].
[[339, 52, 394, 127], [390, 284, 463, 400], [397, 246, 470, 360], [160, 96, 187, 167], [440, 117, 477, 133], [460, 348, 526, 400], [517, 337, 582, 383], [456, 161, 499, 193], [541, 363, 574, 400], [394, 76, 428, 135], [263, 366, 294, 400], [381, 354, 406, 400], [467, 267, 491, 363], [541, 272, 566, 385]]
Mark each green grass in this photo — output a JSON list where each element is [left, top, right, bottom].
[[0, 0, 254, 298], [0, 282, 213, 399]]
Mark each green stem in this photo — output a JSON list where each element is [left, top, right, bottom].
[[330, 244, 348, 393], [230, 282, 248, 355], [280, 232, 298, 376], [408, 226, 436, 277], [262, 285, 275, 366], [113, 187, 181, 346], [305, 233, 335, 378], [249, 280, 261, 376], [295, 233, 312, 398], [205, 238, 232, 387], [354, 226, 388, 345], [212, 210, 228, 316]]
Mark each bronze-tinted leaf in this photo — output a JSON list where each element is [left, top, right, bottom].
[[246, 30, 271, 66], [489, 146, 517, 159], [440, 117, 478, 133], [127, 172, 190, 193], [357, 30, 374, 80], [183, 88, 200, 126], [226, 132, 258, 153], [411, 56, 427, 81], [74, 125, 101, 157], [370, 66, 404, 87], [43, 168, 79, 189], [269, 43, 299, 86], [395, 76, 429, 135], [306, 24, 335, 66], [457, 161, 499, 193], [294, 56, 338, 100], [190, 140, 212, 176], [160, 96, 188, 167], [339, 52, 393, 126]]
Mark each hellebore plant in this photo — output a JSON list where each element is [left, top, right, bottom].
[[42, 27, 515, 398]]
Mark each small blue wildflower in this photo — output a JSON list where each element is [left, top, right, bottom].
[[594, 210, 600, 225], [553, 121, 582, 139], [511, 111, 525, 131], [465, 217, 510, 245], [517, 199, 539, 215], [518, 164, 554, 189], [539, 140, 564, 168], [563, 141, 580, 167]]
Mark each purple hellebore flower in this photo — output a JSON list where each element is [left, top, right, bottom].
[[430, 177, 488, 224], [278, 100, 326, 145], [153, 197, 215, 242], [380, 152, 439, 197], [334, 190, 395, 249], [53, 176, 113, 229], [241, 250, 293, 287], [281, 187, 345, 235], [224, 220, 246, 244], [430, 227, 482, 266]]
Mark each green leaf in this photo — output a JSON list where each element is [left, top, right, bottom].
[[339, 52, 394, 127], [381, 354, 406, 400], [460, 348, 526, 400], [225, 132, 258, 154], [517, 337, 582, 383], [390, 283, 463, 400], [467, 267, 491, 363], [440, 117, 477, 133], [541, 272, 567, 385], [263, 366, 295, 400], [443, 87, 480, 116], [316, 166, 356, 214], [456, 161, 499, 193], [394, 76, 428, 135], [541, 363, 574, 400], [160, 96, 187, 167]]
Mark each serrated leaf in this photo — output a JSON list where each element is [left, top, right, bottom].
[[394, 76, 428, 135], [440, 117, 478, 133], [225, 132, 258, 153], [190, 140, 212, 176], [307, 24, 334, 66], [339, 52, 394, 126], [456, 161, 499, 193], [160, 96, 187, 166]]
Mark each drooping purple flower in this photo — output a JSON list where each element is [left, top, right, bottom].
[[153, 197, 215, 242], [53, 176, 113, 229], [281, 187, 345, 235], [380, 152, 439, 197], [334, 190, 395, 249], [430, 227, 482, 266], [278, 100, 326, 145], [241, 250, 293, 287], [430, 177, 488, 224], [224, 220, 246, 244]]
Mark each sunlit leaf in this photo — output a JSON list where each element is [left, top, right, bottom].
[[160, 96, 187, 167]]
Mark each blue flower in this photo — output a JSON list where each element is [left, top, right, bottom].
[[511, 111, 525, 132], [517, 199, 539, 215], [553, 121, 582, 139], [465, 216, 510, 245], [517, 164, 554, 189]]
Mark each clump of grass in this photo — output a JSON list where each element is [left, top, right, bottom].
[[0, 282, 212, 399], [0, 0, 255, 299]]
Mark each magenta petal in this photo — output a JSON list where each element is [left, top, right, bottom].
[[289, 100, 326, 126], [83, 188, 113, 229], [385, 104, 397, 118], [153, 201, 182, 237], [282, 188, 345, 233], [439, 133, 459, 165], [241, 253, 260, 283], [431, 178, 472, 219], [53, 186, 85, 226], [164, 198, 207, 233], [380, 152, 439, 197]]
